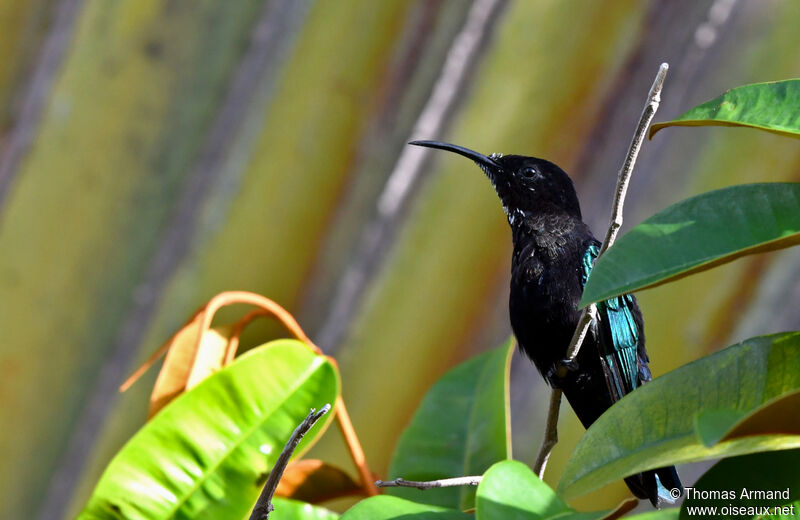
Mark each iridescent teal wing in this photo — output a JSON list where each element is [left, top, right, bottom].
[[582, 244, 643, 401]]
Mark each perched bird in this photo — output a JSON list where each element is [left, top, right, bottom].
[[410, 140, 681, 508]]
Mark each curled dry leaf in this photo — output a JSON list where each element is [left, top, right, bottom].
[[276, 459, 365, 503], [120, 291, 317, 418], [149, 319, 233, 417], [118, 290, 378, 497]]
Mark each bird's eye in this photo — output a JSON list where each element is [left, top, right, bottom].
[[522, 167, 537, 178]]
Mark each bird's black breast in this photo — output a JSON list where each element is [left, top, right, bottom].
[[508, 211, 651, 427], [508, 213, 594, 375]]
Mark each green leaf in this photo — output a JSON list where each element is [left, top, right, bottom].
[[679, 449, 800, 520], [476, 460, 608, 520], [559, 332, 800, 499], [79, 340, 339, 520], [386, 339, 514, 510], [580, 183, 800, 306], [693, 409, 748, 448], [269, 497, 339, 520], [649, 79, 800, 139], [340, 495, 472, 520], [694, 389, 800, 447], [624, 511, 679, 520], [721, 389, 800, 441]]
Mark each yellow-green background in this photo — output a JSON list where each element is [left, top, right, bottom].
[[1, 1, 799, 518]]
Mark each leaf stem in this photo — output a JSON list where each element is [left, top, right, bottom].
[[333, 394, 379, 496]]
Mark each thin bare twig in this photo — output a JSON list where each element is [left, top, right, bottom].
[[533, 63, 669, 479], [561, 306, 599, 370], [249, 405, 331, 520], [532, 388, 563, 475], [600, 63, 669, 254], [376, 476, 483, 490]]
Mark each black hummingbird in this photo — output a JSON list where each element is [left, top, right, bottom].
[[410, 140, 681, 508]]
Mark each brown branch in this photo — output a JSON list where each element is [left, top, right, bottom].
[[532, 388, 563, 476], [561, 306, 599, 372], [600, 63, 669, 255], [533, 63, 669, 479], [376, 476, 483, 490], [249, 405, 331, 520]]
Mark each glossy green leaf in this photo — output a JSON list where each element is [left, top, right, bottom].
[[693, 409, 748, 448], [624, 511, 679, 520], [269, 497, 339, 520], [694, 389, 800, 448], [476, 460, 608, 520], [386, 339, 514, 510], [580, 183, 800, 306], [559, 332, 800, 499], [340, 496, 472, 520], [79, 340, 339, 520], [679, 449, 800, 520], [722, 389, 800, 442], [650, 79, 800, 139]]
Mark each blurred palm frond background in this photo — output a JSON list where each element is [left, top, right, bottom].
[[1, 1, 799, 518]]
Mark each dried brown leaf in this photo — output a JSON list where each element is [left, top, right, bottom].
[[275, 459, 365, 503]]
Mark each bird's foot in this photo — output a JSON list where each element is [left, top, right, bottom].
[[545, 359, 578, 387], [560, 358, 579, 372]]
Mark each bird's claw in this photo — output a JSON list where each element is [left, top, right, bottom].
[[543, 359, 567, 384], [560, 358, 578, 372], [545, 359, 579, 387]]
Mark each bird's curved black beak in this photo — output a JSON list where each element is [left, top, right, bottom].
[[409, 140, 501, 170]]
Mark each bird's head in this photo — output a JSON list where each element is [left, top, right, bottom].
[[411, 140, 582, 221]]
